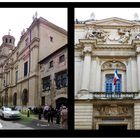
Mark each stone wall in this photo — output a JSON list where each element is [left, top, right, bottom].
[[134, 103, 140, 129], [75, 101, 93, 129]]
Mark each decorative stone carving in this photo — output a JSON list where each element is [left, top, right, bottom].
[[135, 33, 140, 39], [101, 61, 126, 71], [117, 28, 131, 43], [96, 105, 129, 116], [86, 29, 108, 42]]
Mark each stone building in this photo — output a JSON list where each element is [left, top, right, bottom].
[[0, 16, 67, 110], [75, 17, 140, 130], [39, 44, 68, 109]]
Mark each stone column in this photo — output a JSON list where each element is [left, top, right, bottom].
[[81, 45, 92, 90], [136, 45, 140, 92], [131, 57, 138, 92], [89, 57, 97, 92], [95, 57, 101, 92], [126, 58, 132, 92]]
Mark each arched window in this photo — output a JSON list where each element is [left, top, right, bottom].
[[13, 93, 17, 106], [22, 89, 28, 106], [105, 74, 121, 92]]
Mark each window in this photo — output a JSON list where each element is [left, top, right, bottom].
[[42, 76, 51, 91], [15, 71, 18, 83], [50, 36, 53, 42], [9, 39, 12, 43], [5, 38, 8, 43], [59, 55, 65, 63], [49, 61, 53, 68], [105, 74, 121, 92], [25, 38, 28, 47], [24, 61, 28, 76], [55, 70, 68, 89]]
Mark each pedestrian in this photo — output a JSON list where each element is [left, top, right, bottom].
[[47, 106, 54, 125], [60, 106, 68, 129], [43, 104, 49, 120], [38, 105, 43, 120], [56, 109, 60, 124]]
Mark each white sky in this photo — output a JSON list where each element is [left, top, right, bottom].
[[0, 8, 67, 46], [75, 8, 140, 21]]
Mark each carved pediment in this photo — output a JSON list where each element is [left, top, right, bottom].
[[86, 17, 140, 27]]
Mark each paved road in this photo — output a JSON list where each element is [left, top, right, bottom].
[[0, 117, 65, 130]]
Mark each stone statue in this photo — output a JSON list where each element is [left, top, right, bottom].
[[118, 28, 131, 43], [135, 33, 140, 39]]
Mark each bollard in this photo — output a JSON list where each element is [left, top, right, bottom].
[[27, 109, 30, 117]]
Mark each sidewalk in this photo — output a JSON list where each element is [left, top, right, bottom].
[[21, 113, 64, 129]]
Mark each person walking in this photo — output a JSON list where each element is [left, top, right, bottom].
[[43, 104, 49, 120], [60, 106, 68, 129], [47, 106, 54, 126], [38, 105, 43, 120]]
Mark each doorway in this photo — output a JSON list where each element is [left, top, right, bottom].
[[99, 124, 127, 130]]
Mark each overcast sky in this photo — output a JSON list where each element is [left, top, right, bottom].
[[75, 8, 140, 21], [0, 8, 67, 46]]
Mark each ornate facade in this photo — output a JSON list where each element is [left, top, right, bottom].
[[0, 16, 67, 111], [75, 17, 140, 130]]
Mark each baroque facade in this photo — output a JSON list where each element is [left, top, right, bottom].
[[0, 16, 67, 110], [75, 17, 140, 130]]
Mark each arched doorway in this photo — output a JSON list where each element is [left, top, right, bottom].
[[13, 93, 17, 106], [22, 89, 28, 106], [56, 97, 67, 109]]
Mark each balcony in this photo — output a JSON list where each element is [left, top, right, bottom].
[[90, 92, 139, 99]]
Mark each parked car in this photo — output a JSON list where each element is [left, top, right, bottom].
[[0, 106, 21, 119]]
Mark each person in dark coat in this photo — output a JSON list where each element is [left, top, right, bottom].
[[47, 106, 54, 125]]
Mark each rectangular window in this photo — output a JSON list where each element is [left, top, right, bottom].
[[15, 71, 18, 83], [55, 70, 68, 89], [24, 61, 28, 76], [25, 38, 28, 47], [50, 36, 53, 42], [49, 61, 53, 68], [42, 76, 51, 91], [59, 55, 65, 63]]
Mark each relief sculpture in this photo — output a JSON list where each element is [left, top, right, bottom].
[[86, 29, 108, 42], [96, 106, 129, 116]]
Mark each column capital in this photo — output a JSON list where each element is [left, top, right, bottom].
[[83, 45, 92, 55]]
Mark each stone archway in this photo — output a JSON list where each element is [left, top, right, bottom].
[[22, 89, 28, 106], [56, 97, 67, 109]]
